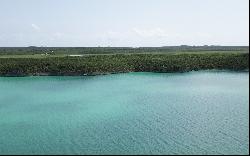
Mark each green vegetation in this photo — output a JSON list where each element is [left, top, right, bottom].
[[0, 46, 248, 55], [0, 52, 248, 76]]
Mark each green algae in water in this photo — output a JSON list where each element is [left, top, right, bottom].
[[0, 71, 249, 155]]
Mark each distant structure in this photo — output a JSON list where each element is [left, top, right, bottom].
[[69, 55, 84, 57]]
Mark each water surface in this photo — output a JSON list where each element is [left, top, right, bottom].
[[0, 71, 249, 155]]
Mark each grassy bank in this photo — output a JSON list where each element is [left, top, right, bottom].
[[0, 52, 248, 76]]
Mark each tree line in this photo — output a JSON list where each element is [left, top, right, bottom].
[[0, 53, 248, 76]]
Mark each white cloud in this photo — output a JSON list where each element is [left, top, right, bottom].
[[132, 28, 168, 38], [53, 32, 64, 38], [100, 30, 129, 39], [31, 24, 41, 31], [100, 28, 169, 40], [96, 28, 217, 46], [194, 32, 213, 39]]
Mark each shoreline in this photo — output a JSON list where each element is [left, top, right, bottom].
[[0, 69, 249, 77]]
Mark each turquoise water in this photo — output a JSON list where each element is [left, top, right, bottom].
[[0, 71, 249, 155]]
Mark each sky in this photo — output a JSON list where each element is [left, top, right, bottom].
[[0, 0, 249, 47]]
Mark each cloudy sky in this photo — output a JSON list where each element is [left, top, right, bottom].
[[0, 0, 249, 47]]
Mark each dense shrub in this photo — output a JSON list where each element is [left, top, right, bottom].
[[0, 53, 248, 76]]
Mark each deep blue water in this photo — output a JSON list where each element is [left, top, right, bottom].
[[0, 71, 249, 155]]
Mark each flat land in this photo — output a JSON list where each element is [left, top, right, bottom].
[[0, 46, 249, 76]]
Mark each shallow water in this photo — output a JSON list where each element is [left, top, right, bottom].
[[0, 71, 249, 155]]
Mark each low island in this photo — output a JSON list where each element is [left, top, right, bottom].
[[0, 46, 249, 76]]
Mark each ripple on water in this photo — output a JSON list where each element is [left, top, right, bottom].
[[0, 71, 249, 155]]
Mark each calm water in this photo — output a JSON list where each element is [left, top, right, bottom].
[[0, 71, 249, 155]]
